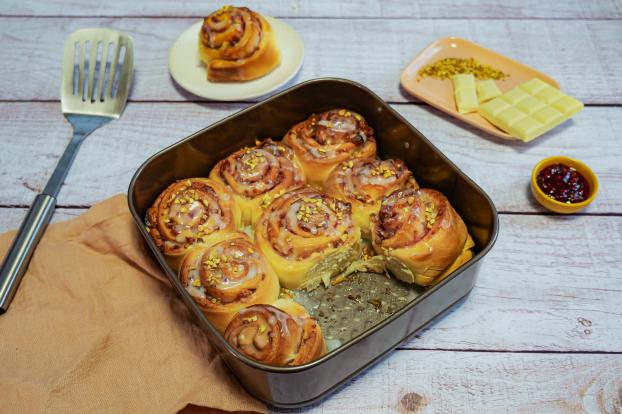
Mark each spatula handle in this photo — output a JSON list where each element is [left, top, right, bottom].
[[0, 194, 56, 313]]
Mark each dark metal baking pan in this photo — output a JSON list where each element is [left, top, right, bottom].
[[127, 78, 498, 408]]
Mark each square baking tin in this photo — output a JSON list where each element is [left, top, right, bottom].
[[128, 78, 498, 408]]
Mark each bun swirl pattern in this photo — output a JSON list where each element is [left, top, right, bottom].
[[209, 139, 306, 226], [146, 178, 241, 270], [224, 299, 326, 366], [283, 109, 377, 186], [199, 6, 280, 82], [370, 188, 474, 286], [255, 187, 362, 289], [324, 157, 418, 236], [179, 232, 280, 332]]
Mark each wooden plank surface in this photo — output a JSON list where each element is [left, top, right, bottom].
[[1, 1, 622, 411], [0, 208, 80, 230], [2, 0, 621, 19], [405, 214, 622, 353], [1, 18, 621, 104], [273, 350, 622, 413], [1, 208, 620, 353], [1, 102, 619, 213]]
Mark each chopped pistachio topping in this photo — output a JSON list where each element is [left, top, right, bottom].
[[260, 193, 272, 208], [205, 272, 220, 287], [418, 57, 509, 80], [242, 315, 258, 324], [371, 165, 396, 178], [242, 151, 264, 170], [424, 202, 437, 229], [296, 202, 319, 222], [204, 254, 221, 269]]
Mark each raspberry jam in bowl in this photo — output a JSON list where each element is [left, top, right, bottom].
[[531, 156, 598, 214]]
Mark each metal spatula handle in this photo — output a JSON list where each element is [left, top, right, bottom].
[[0, 195, 56, 313], [0, 118, 104, 313], [0, 29, 134, 313]]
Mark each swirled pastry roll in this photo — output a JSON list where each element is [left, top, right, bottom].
[[146, 178, 241, 270], [255, 187, 362, 289], [283, 109, 377, 186], [209, 139, 306, 226], [224, 299, 326, 366], [199, 6, 280, 82], [179, 232, 280, 332], [370, 188, 474, 286], [324, 157, 418, 237]]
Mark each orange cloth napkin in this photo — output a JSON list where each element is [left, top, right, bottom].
[[0, 195, 266, 414]]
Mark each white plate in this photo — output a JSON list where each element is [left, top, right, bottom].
[[169, 17, 304, 101]]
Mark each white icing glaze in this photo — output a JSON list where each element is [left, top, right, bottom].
[[185, 284, 207, 299]]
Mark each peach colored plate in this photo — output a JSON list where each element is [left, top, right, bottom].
[[400, 37, 559, 140]]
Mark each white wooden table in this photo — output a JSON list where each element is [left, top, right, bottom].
[[1, 1, 621, 412]]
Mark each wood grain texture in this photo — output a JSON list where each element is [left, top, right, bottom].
[[0, 1, 621, 412], [0, 18, 621, 104], [2, 0, 621, 19], [0, 208, 80, 232], [1, 207, 620, 353], [0, 102, 620, 213], [392, 104, 622, 214], [403, 214, 622, 352], [272, 350, 622, 414]]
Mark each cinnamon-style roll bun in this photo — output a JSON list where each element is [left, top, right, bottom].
[[224, 299, 326, 366], [255, 187, 362, 290], [209, 139, 306, 226], [179, 232, 280, 332], [146, 178, 241, 270], [370, 188, 474, 286], [283, 109, 377, 186], [199, 6, 280, 82], [324, 157, 418, 236]]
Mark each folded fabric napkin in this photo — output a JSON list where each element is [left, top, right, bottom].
[[0, 195, 266, 414]]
